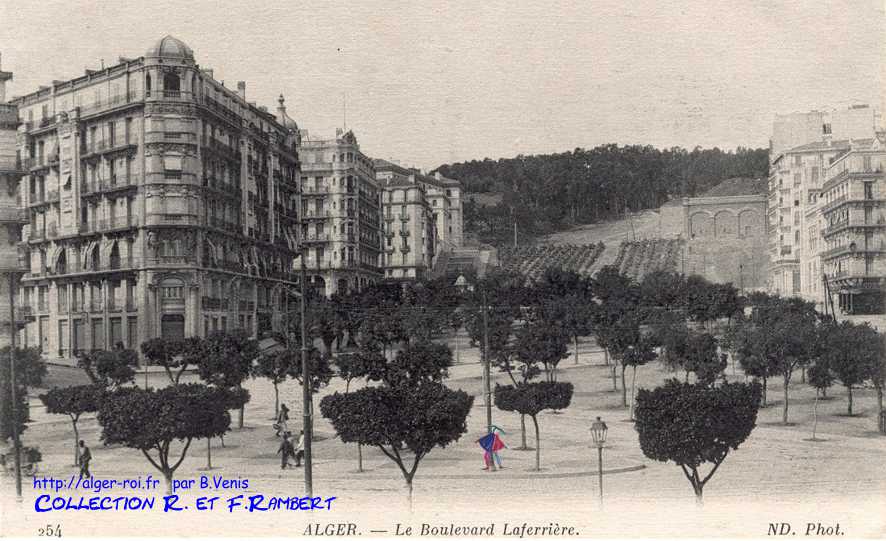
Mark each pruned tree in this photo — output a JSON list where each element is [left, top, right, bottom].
[[320, 382, 473, 506], [494, 381, 574, 471], [252, 349, 299, 418], [140, 338, 186, 385], [97, 383, 230, 493], [824, 321, 880, 416], [39, 384, 103, 465], [513, 319, 569, 383], [635, 379, 762, 503], [0, 347, 38, 441], [197, 330, 258, 429], [77, 349, 138, 389], [807, 359, 834, 441]]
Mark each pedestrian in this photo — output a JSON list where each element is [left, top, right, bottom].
[[275, 404, 289, 437], [476, 432, 497, 471], [277, 432, 295, 469], [490, 427, 508, 469], [294, 430, 305, 467], [78, 440, 91, 479]]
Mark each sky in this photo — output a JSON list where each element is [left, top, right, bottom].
[[1, 0, 883, 169]]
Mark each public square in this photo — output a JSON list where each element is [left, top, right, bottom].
[[2, 334, 885, 537]]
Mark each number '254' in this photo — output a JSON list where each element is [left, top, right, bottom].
[[38, 525, 61, 537]]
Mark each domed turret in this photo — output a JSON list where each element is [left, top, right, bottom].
[[145, 35, 195, 62], [276, 94, 299, 132]]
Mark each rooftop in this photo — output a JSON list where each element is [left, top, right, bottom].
[[145, 35, 194, 62]]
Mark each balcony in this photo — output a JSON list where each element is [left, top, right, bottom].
[[36, 302, 49, 314], [205, 216, 241, 234], [15, 305, 34, 322], [81, 175, 139, 196], [399, 214, 409, 221], [88, 301, 104, 313], [823, 219, 886, 237], [304, 210, 330, 219], [780, 246, 792, 256], [302, 233, 329, 243], [199, 95, 239, 125], [203, 138, 241, 161], [78, 91, 141, 118], [238, 300, 256, 312], [202, 296, 228, 311], [0, 206, 26, 224]]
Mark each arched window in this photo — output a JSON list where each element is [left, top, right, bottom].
[[146, 73, 152, 97]]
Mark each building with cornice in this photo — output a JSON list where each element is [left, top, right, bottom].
[[10, 36, 302, 358], [297, 129, 383, 296]]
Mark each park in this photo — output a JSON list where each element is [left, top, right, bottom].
[[1, 267, 885, 537]]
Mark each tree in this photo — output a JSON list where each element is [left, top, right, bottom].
[[825, 321, 879, 416], [197, 330, 258, 429], [97, 384, 230, 493], [333, 347, 387, 472], [77, 349, 138, 389], [683, 333, 725, 387], [310, 298, 342, 356], [0, 347, 41, 442], [320, 382, 473, 506], [807, 360, 834, 441], [140, 338, 186, 385], [494, 381, 574, 471], [869, 333, 886, 435], [513, 319, 569, 383], [39, 384, 103, 465], [385, 340, 453, 388], [634, 380, 762, 502], [252, 349, 299, 418]]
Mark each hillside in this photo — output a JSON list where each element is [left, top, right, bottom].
[[438, 144, 769, 246]]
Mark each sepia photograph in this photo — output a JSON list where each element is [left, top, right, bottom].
[[0, 1, 884, 539]]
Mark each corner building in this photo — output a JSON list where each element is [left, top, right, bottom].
[[12, 37, 302, 358], [297, 129, 383, 296]]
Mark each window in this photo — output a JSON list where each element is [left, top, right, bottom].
[[822, 123, 832, 135]]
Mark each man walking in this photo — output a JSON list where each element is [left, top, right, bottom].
[[294, 430, 305, 468], [78, 440, 91, 479], [277, 432, 295, 469]]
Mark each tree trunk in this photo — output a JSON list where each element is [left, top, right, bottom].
[[238, 384, 245, 429], [629, 366, 638, 421], [405, 477, 414, 511], [877, 387, 885, 435], [273, 383, 279, 419], [574, 336, 579, 365], [761, 376, 767, 407], [357, 444, 363, 473], [801, 366, 806, 384], [519, 415, 527, 450], [603, 348, 609, 366], [611, 364, 617, 391], [531, 414, 541, 471], [206, 438, 212, 469], [72, 419, 80, 467], [822, 386, 828, 399], [694, 483, 704, 505], [782, 373, 790, 425], [847, 385, 853, 416], [812, 390, 819, 440], [620, 365, 627, 407], [164, 472, 174, 495]]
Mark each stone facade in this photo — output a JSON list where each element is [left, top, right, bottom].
[[10, 37, 302, 358], [374, 159, 463, 281], [297, 130, 383, 297], [1, 58, 28, 353], [820, 140, 886, 314], [680, 194, 768, 289]]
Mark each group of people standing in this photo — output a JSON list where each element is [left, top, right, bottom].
[[274, 404, 305, 469]]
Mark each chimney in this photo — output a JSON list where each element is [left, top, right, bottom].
[[237, 81, 246, 99]]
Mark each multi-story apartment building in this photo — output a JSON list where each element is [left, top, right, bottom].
[[767, 105, 880, 305], [769, 138, 860, 304], [10, 36, 302, 358], [374, 159, 464, 280], [1, 57, 29, 352], [298, 129, 382, 296], [820, 139, 886, 314], [375, 159, 437, 280]]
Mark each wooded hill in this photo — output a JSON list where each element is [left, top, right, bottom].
[[433, 145, 768, 246]]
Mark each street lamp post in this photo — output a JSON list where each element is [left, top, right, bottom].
[[455, 274, 491, 434], [590, 416, 608, 505]]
